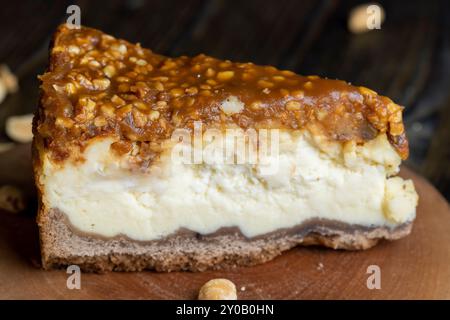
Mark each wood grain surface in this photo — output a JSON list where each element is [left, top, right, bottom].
[[0, 0, 449, 300], [0, 144, 449, 299]]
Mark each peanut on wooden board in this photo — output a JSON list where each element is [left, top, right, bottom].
[[198, 278, 238, 300], [5, 113, 34, 143], [0, 64, 18, 103]]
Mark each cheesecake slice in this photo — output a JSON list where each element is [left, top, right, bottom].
[[33, 25, 418, 272]]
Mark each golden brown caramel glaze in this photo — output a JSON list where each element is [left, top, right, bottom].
[[35, 25, 408, 162]]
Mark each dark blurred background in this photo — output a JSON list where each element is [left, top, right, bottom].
[[0, 0, 449, 199]]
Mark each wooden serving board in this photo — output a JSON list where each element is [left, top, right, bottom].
[[0, 145, 449, 299]]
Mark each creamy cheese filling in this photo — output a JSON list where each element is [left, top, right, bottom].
[[40, 130, 418, 241]]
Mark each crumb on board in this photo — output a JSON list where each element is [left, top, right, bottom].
[[0, 185, 26, 213]]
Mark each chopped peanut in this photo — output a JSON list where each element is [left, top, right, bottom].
[[286, 101, 301, 111], [217, 71, 235, 81]]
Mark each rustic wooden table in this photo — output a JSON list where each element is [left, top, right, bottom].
[[0, 0, 449, 300], [0, 0, 449, 199]]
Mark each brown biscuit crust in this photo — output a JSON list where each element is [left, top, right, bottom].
[[38, 209, 412, 272]]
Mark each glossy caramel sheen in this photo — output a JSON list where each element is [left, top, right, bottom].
[[36, 25, 408, 161]]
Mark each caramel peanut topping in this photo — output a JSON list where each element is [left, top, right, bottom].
[[36, 25, 408, 161]]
